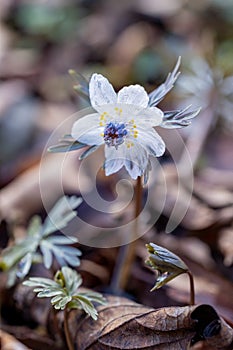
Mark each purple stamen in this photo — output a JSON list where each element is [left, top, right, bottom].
[[104, 122, 128, 148]]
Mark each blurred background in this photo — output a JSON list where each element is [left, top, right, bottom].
[[0, 0, 233, 339], [1, 0, 233, 186]]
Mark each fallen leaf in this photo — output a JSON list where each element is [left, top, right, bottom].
[[192, 181, 233, 209], [68, 296, 233, 349], [1, 330, 31, 350], [218, 228, 233, 266]]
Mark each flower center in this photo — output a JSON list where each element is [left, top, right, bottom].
[[103, 122, 128, 148]]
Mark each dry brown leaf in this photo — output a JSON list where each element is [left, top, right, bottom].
[[4, 283, 233, 350], [67, 296, 233, 350], [0, 153, 83, 223], [192, 181, 233, 209], [218, 228, 233, 266], [198, 168, 233, 190], [152, 167, 216, 231], [1, 325, 60, 350], [1, 330, 31, 350]]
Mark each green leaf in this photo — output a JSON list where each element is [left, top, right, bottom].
[[73, 295, 98, 320], [16, 252, 33, 278], [161, 106, 201, 129], [6, 267, 18, 288], [23, 277, 59, 288], [23, 267, 106, 317], [0, 237, 38, 271], [39, 240, 53, 269], [60, 266, 83, 294], [55, 296, 72, 310], [68, 70, 90, 101], [145, 243, 188, 291], [1, 197, 82, 286], [79, 290, 106, 305], [149, 57, 181, 106], [46, 235, 79, 245], [42, 196, 82, 236], [27, 216, 42, 236], [48, 140, 87, 153], [40, 240, 81, 269], [37, 290, 63, 298], [79, 145, 100, 160], [51, 295, 63, 304]]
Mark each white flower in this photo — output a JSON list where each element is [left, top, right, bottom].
[[71, 73, 165, 179], [177, 57, 233, 127]]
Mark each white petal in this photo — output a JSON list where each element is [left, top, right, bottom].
[[137, 128, 165, 157], [94, 103, 142, 123], [104, 145, 125, 176], [143, 159, 152, 185], [71, 113, 104, 146], [135, 107, 163, 126], [124, 141, 149, 179], [117, 85, 149, 109], [89, 74, 117, 111], [104, 140, 150, 179]]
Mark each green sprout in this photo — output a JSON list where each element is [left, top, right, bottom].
[[0, 196, 82, 286], [23, 266, 106, 350], [23, 266, 106, 319], [145, 243, 195, 305]]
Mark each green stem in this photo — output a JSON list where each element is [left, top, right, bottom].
[[111, 176, 143, 291], [187, 270, 195, 305], [64, 307, 74, 350]]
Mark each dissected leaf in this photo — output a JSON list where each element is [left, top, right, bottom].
[[16, 252, 33, 278], [39, 236, 81, 269], [27, 215, 42, 236], [161, 106, 201, 129], [39, 241, 53, 269], [47, 138, 87, 153], [79, 145, 100, 160], [42, 195, 82, 236], [0, 196, 82, 284], [73, 294, 99, 320], [68, 70, 90, 101], [23, 266, 106, 316], [0, 237, 38, 271], [149, 56, 181, 107]]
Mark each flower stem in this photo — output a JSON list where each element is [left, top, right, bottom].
[[110, 176, 143, 292], [187, 270, 195, 305], [64, 307, 74, 350]]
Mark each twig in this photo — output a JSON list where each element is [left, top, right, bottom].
[[187, 270, 195, 305], [110, 177, 143, 292], [64, 307, 74, 350]]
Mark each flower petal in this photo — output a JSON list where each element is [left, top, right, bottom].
[[124, 141, 149, 179], [135, 107, 163, 126], [95, 103, 142, 123], [71, 113, 104, 146], [89, 74, 117, 111], [117, 85, 149, 109], [104, 145, 125, 176], [137, 128, 165, 157], [104, 141, 148, 179]]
